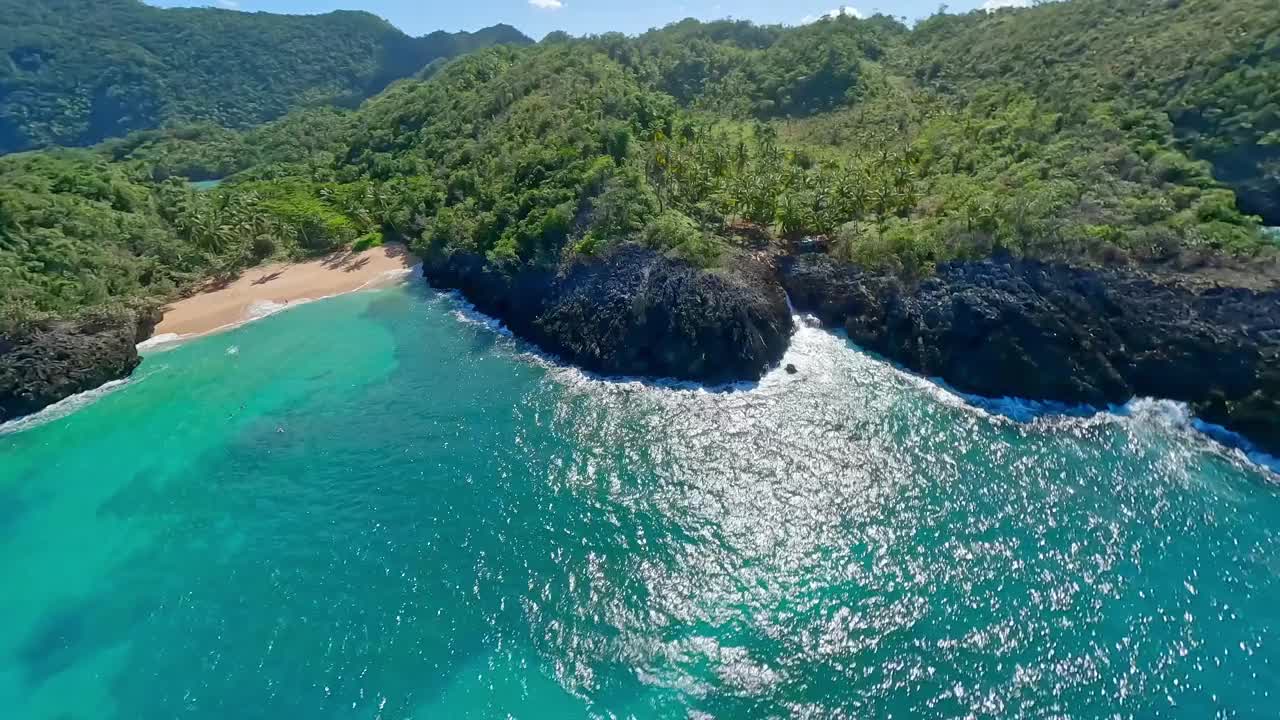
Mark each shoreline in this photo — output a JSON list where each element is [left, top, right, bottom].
[[5, 256, 1277, 477], [441, 286, 1280, 477], [148, 245, 419, 344]]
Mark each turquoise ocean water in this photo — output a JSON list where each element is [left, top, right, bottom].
[[189, 179, 224, 192], [2, 282, 1278, 719]]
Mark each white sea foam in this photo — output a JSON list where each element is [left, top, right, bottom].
[[436, 290, 762, 394], [246, 299, 293, 321], [0, 378, 131, 436], [957, 394, 1280, 477], [435, 293, 1280, 478], [443, 291, 513, 337], [136, 332, 182, 351], [187, 296, 316, 339], [795, 313, 824, 330], [1113, 396, 1194, 428], [352, 261, 420, 293], [174, 262, 418, 342]]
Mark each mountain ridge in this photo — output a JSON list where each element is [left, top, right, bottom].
[[0, 0, 532, 153]]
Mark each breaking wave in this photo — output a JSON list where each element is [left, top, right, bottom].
[[0, 378, 131, 436], [437, 290, 1280, 477]]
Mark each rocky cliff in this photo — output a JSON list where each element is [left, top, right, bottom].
[[424, 245, 794, 384], [0, 307, 160, 422], [8, 246, 1278, 462], [780, 254, 1280, 455]]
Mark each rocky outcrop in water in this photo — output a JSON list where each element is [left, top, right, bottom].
[[424, 245, 794, 383], [0, 307, 161, 422], [780, 254, 1280, 455]]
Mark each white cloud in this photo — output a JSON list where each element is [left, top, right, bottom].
[[801, 5, 864, 23], [982, 0, 1031, 10], [529, 0, 565, 9], [214, 0, 239, 8]]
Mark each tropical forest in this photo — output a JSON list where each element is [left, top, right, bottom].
[[3, 0, 1277, 330]]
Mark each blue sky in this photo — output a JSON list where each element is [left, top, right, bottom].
[[147, 0, 1029, 39]]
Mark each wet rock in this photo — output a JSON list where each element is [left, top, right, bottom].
[[785, 364, 798, 374], [0, 307, 158, 422], [424, 244, 794, 384], [779, 254, 1280, 455]]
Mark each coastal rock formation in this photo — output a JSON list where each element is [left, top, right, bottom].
[[780, 254, 1280, 455], [424, 245, 794, 383], [0, 307, 160, 422]]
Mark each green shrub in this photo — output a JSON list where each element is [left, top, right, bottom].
[[572, 232, 605, 257], [352, 232, 384, 252], [251, 234, 277, 260], [642, 210, 702, 250], [641, 210, 723, 268]]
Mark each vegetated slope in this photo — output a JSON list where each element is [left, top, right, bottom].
[[5, 3, 1279, 325], [0, 0, 530, 153], [0, 150, 261, 320], [0, 18, 913, 326], [4, 0, 1280, 439], [346, 12, 1273, 279], [904, 0, 1280, 225]]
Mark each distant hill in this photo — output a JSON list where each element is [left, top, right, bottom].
[[0, 0, 531, 153], [4, 0, 1279, 325], [904, 0, 1280, 228]]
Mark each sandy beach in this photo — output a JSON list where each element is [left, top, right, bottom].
[[154, 245, 419, 338]]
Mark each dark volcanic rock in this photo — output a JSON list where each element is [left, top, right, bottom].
[[0, 307, 160, 422], [424, 245, 794, 383], [780, 254, 1280, 455]]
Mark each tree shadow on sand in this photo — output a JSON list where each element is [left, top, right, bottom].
[[251, 271, 284, 286]]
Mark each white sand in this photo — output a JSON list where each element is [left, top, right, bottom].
[[155, 245, 418, 337]]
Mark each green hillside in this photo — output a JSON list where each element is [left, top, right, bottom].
[[0, 0, 530, 153], [905, 0, 1280, 229], [2, 0, 1278, 329]]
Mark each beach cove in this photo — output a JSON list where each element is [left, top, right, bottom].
[[3, 283, 1278, 719], [151, 244, 419, 340]]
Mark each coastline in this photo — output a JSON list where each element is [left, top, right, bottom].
[[7, 274, 1276, 481], [151, 245, 419, 341], [779, 253, 1280, 457], [439, 281, 1280, 477]]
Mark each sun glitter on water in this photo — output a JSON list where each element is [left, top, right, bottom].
[[1, 284, 1278, 720]]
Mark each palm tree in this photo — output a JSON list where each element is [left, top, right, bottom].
[[648, 130, 674, 212], [754, 122, 780, 163]]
